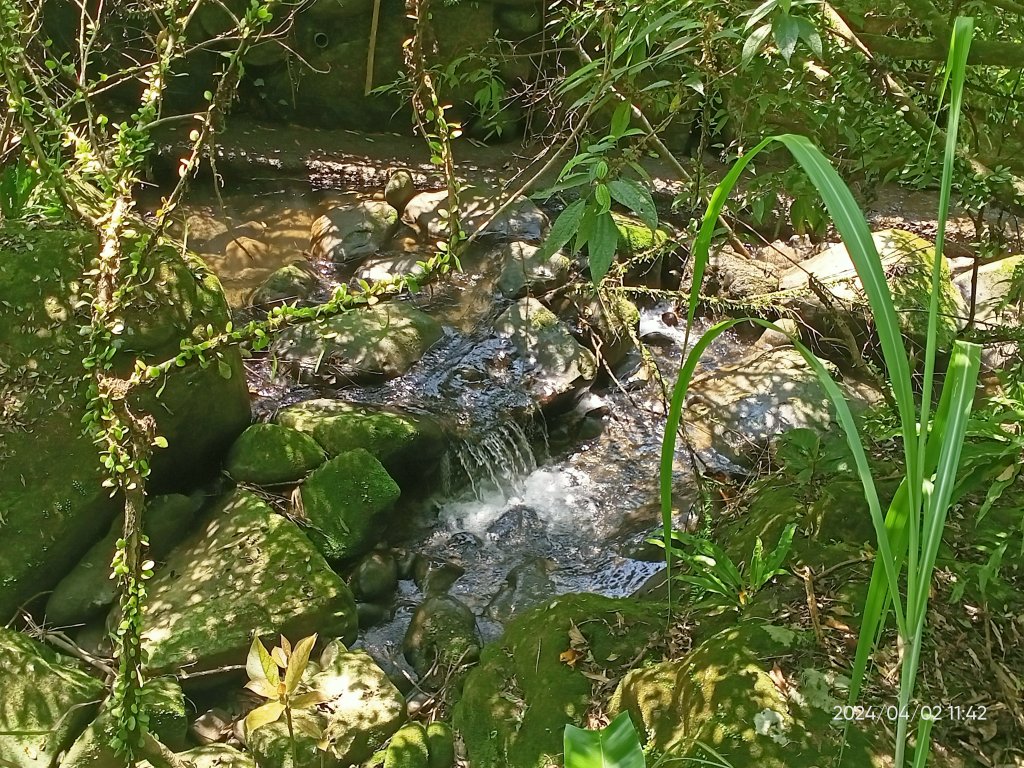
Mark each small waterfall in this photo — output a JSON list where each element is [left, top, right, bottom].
[[442, 421, 541, 500]]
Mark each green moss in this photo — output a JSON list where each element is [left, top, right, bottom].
[[425, 722, 455, 768], [612, 212, 670, 256], [384, 723, 430, 768], [299, 449, 401, 560], [0, 224, 249, 621], [141, 490, 357, 675], [454, 593, 663, 768], [248, 710, 335, 768], [226, 423, 327, 485], [276, 399, 445, 486], [0, 627, 105, 768], [611, 624, 885, 768]]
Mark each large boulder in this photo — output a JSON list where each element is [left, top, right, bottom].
[[141, 744, 255, 768], [298, 449, 401, 561], [454, 594, 662, 768], [45, 493, 203, 627], [610, 624, 883, 767], [316, 642, 407, 764], [311, 201, 400, 267], [778, 229, 966, 353], [683, 347, 878, 472], [60, 677, 188, 768], [141, 490, 357, 675], [494, 298, 597, 408], [275, 398, 446, 487], [0, 627, 104, 768], [225, 423, 327, 486], [0, 225, 250, 622], [247, 709, 337, 768], [250, 260, 319, 308], [271, 303, 444, 386]]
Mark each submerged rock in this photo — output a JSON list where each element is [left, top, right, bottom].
[[351, 550, 400, 601], [271, 302, 444, 385], [316, 645, 407, 765], [275, 399, 446, 487], [778, 228, 965, 353], [45, 493, 203, 627], [494, 298, 597, 408], [311, 201, 400, 266], [683, 347, 877, 472], [454, 593, 662, 768], [402, 595, 481, 676], [141, 490, 357, 675], [298, 449, 401, 561], [0, 628, 104, 768], [0, 226, 250, 622], [225, 422, 327, 486]]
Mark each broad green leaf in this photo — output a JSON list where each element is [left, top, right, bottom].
[[564, 712, 644, 768], [772, 14, 800, 62], [244, 701, 284, 735], [610, 101, 631, 139], [741, 24, 772, 65], [607, 179, 657, 229], [588, 211, 619, 283], [795, 17, 823, 58], [536, 199, 587, 261], [285, 633, 318, 694]]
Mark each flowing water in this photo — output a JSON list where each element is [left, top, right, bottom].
[[173, 182, 750, 669]]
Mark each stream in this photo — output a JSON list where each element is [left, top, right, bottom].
[[174, 179, 750, 672]]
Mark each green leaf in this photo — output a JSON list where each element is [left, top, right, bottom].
[[285, 634, 317, 694], [153, 436, 168, 449], [607, 179, 657, 229], [536, 199, 587, 261], [588, 212, 619, 284], [742, 24, 772, 65], [610, 101, 632, 139], [564, 712, 644, 768], [217, 359, 233, 379], [244, 701, 285, 735], [773, 14, 800, 62]]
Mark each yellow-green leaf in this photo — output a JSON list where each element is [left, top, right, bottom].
[[244, 701, 285, 735], [285, 633, 317, 694]]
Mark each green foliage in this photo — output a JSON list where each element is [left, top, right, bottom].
[[564, 712, 645, 768], [536, 103, 658, 283], [659, 523, 797, 608], [660, 19, 981, 768]]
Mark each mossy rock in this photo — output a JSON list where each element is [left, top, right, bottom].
[[402, 594, 481, 675], [271, 302, 444, 385], [0, 627, 105, 768], [141, 490, 357, 675], [226, 423, 327, 485], [0, 225, 249, 621], [59, 677, 188, 767], [248, 709, 338, 768], [453, 593, 663, 768], [45, 493, 204, 626], [298, 449, 401, 561], [612, 212, 670, 256], [276, 399, 446, 487], [250, 261, 318, 308], [610, 623, 885, 767], [384, 723, 430, 768], [425, 722, 455, 768], [315, 648, 406, 764], [141, 744, 255, 768]]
